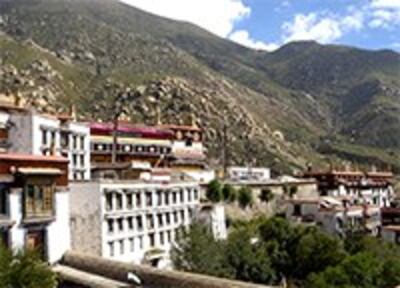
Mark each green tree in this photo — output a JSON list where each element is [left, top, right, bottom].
[[306, 252, 383, 288], [259, 189, 274, 203], [225, 228, 277, 284], [0, 245, 56, 288], [259, 217, 303, 278], [293, 228, 347, 279], [171, 223, 232, 278], [238, 187, 253, 209], [222, 184, 236, 202], [206, 180, 223, 203]]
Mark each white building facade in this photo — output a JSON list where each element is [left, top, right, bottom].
[[197, 204, 227, 240], [227, 166, 271, 182], [0, 154, 71, 264], [70, 179, 201, 268], [303, 170, 394, 208], [286, 197, 381, 237], [7, 109, 90, 181]]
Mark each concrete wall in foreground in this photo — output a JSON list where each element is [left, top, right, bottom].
[[60, 251, 277, 288]]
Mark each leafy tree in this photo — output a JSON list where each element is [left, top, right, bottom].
[[172, 216, 400, 288], [229, 187, 237, 202], [259, 217, 303, 277], [206, 180, 223, 203], [293, 228, 347, 279], [222, 184, 236, 203], [306, 252, 383, 288], [225, 228, 277, 284], [0, 245, 56, 288], [238, 187, 253, 209], [171, 223, 232, 278], [259, 189, 274, 203]]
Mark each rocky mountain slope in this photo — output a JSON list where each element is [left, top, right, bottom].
[[0, 0, 399, 173]]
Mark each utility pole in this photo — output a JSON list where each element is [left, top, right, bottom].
[[246, 134, 253, 181], [222, 121, 229, 179], [111, 112, 118, 164], [111, 95, 123, 165]]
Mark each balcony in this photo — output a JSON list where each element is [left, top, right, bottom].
[[91, 143, 173, 158], [22, 184, 55, 223]]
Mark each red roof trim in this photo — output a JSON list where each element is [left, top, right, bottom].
[[90, 122, 174, 139], [0, 153, 68, 163]]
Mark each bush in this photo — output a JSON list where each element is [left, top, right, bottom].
[[206, 180, 223, 202], [222, 184, 236, 203], [238, 187, 253, 209], [283, 185, 298, 198], [289, 186, 298, 198], [259, 189, 274, 203], [0, 245, 57, 288]]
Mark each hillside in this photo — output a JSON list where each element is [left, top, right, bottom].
[[0, 0, 399, 173]]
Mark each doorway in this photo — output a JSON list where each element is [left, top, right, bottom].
[[26, 229, 46, 259]]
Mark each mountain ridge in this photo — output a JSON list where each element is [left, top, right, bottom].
[[1, 0, 399, 173]]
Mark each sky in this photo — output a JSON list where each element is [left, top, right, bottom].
[[120, 0, 400, 52]]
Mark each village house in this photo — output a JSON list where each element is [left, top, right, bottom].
[[0, 153, 70, 263], [0, 104, 91, 181], [69, 167, 201, 268], [381, 206, 400, 244], [89, 121, 214, 184], [286, 197, 381, 236], [302, 169, 394, 207], [227, 166, 271, 182], [0, 102, 225, 269]]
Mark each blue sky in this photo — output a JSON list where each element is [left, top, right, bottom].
[[122, 0, 400, 51]]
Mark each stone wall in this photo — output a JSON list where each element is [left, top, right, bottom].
[[69, 183, 103, 257], [226, 180, 318, 221]]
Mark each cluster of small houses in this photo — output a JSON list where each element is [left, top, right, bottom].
[[0, 102, 399, 278]]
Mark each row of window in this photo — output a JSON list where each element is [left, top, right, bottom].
[[41, 129, 86, 150], [106, 209, 193, 234], [72, 153, 86, 168], [105, 188, 199, 211], [108, 229, 179, 257], [0, 184, 55, 219], [92, 143, 172, 155], [343, 188, 390, 195]]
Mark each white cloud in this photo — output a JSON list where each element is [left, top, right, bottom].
[[342, 11, 365, 31], [367, 0, 400, 28], [120, 0, 250, 37], [282, 13, 342, 43], [371, 0, 400, 9], [281, 10, 365, 44], [229, 30, 279, 51], [275, 0, 291, 13]]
